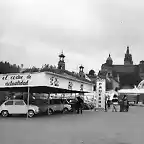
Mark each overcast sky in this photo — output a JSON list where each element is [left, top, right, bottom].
[[0, 0, 144, 74]]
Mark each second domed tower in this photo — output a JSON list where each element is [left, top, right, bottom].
[[58, 51, 65, 70]]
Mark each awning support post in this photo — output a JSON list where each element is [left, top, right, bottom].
[[62, 93, 64, 112]]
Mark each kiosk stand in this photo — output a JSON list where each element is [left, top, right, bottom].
[[95, 78, 106, 111]]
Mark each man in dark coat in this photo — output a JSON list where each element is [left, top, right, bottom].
[[76, 96, 84, 114]]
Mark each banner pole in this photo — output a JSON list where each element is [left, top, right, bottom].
[[27, 87, 30, 119]]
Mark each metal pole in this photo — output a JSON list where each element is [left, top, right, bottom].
[[62, 93, 64, 113], [47, 93, 50, 115], [27, 87, 30, 118]]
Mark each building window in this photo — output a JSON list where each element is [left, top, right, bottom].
[[108, 73, 111, 76], [98, 105, 101, 107], [93, 85, 96, 91]]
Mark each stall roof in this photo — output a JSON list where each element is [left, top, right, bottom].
[[0, 86, 85, 93]]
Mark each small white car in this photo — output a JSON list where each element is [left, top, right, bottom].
[[0, 100, 39, 118]]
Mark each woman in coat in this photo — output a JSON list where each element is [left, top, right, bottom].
[[122, 95, 129, 112]]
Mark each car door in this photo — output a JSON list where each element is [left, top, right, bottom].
[[55, 99, 63, 111], [13, 100, 27, 114], [51, 99, 57, 111], [50, 99, 58, 111], [61, 99, 66, 110], [4, 100, 14, 114]]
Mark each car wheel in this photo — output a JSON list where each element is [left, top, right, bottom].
[[48, 109, 53, 115], [1, 110, 9, 117], [63, 108, 69, 114], [28, 110, 35, 118]]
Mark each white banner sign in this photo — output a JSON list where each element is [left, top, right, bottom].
[[1, 74, 31, 86], [0, 72, 93, 93], [96, 78, 106, 109]]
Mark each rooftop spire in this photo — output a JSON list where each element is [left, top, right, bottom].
[[124, 46, 133, 65], [59, 50, 65, 58], [126, 46, 129, 54], [79, 64, 84, 69]]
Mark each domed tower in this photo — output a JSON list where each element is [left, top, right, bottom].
[[58, 51, 65, 70], [124, 46, 133, 65], [105, 54, 113, 77], [88, 69, 95, 76], [79, 65, 85, 78], [101, 54, 113, 74], [106, 54, 113, 66]]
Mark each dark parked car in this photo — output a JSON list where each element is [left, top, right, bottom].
[[30, 99, 48, 114]]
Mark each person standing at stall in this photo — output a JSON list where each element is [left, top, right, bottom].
[[123, 95, 129, 112], [126, 100, 129, 112], [107, 97, 111, 110], [119, 98, 123, 112], [105, 95, 107, 112], [120, 95, 125, 112]]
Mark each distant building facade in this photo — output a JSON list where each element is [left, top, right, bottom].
[[98, 46, 144, 89]]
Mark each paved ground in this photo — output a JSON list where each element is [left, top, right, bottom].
[[0, 107, 144, 144]]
